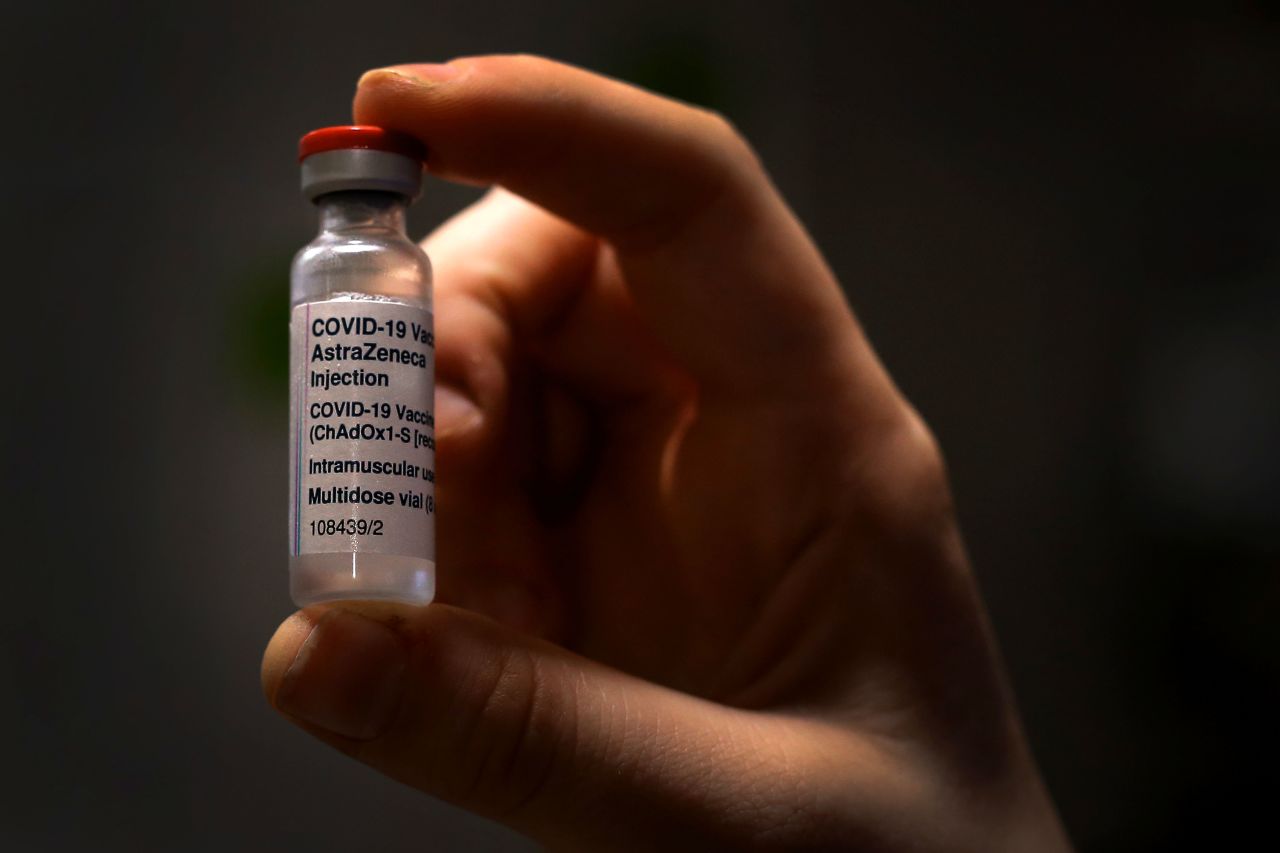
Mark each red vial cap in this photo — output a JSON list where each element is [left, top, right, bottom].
[[298, 126, 426, 163]]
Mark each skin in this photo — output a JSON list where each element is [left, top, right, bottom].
[[262, 55, 1073, 851]]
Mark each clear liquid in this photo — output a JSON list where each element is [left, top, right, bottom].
[[290, 552, 435, 606]]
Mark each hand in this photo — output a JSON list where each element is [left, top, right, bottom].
[[262, 55, 1071, 851]]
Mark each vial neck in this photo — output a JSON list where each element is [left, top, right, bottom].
[[316, 191, 408, 234]]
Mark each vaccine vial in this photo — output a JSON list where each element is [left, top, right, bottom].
[[289, 126, 435, 607]]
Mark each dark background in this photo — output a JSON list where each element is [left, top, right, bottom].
[[5, 2, 1278, 850]]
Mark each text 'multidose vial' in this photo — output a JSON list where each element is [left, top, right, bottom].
[[289, 126, 436, 607]]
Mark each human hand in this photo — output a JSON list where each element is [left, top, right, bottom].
[[262, 55, 1071, 851]]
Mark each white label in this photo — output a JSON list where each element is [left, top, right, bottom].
[[288, 299, 435, 559]]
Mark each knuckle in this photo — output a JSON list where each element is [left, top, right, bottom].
[[898, 409, 950, 496], [501, 52, 559, 77], [452, 644, 569, 817], [468, 52, 554, 76], [699, 108, 763, 174], [865, 408, 961, 553]]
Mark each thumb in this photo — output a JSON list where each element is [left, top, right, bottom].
[[261, 603, 839, 847]]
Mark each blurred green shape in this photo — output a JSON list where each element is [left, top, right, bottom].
[[227, 253, 290, 408], [614, 30, 731, 114]]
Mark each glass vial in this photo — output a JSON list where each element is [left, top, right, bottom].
[[289, 126, 435, 607]]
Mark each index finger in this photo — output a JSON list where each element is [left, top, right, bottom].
[[354, 55, 894, 406]]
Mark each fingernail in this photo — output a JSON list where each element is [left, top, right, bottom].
[[359, 63, 461, 89], [275, 609, 407, 740], [436, 382, 483, 439]]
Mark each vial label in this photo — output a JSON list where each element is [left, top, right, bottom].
[[289, 298, 435, 560]]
